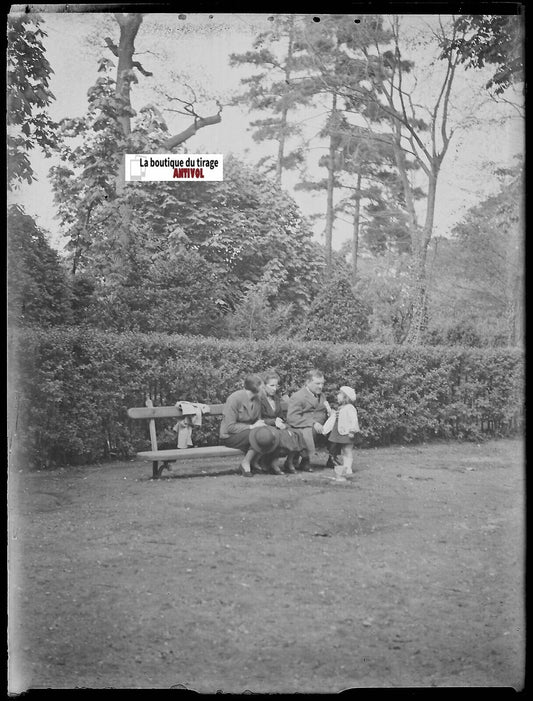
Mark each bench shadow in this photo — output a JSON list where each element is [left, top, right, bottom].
[[137, 463, 332, 482], [137, 466, 240, 482]]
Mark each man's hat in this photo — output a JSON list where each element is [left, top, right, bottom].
[[249, 426, 281, 454]]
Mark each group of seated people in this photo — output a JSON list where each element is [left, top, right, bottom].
[[219, 368, 360, 479]]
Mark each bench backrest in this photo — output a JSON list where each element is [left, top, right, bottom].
[[127, 398, 288, 453], [127, 404, 226, 419]]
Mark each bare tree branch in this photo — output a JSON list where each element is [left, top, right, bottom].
[[163, 101, 223, 150], [104, 36, 119, 56], [132, 60, 152, 77]]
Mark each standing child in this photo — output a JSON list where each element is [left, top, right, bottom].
[[322, 386, 360, 482]]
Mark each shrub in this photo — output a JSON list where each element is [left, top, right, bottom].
[[303, 276, 371, 343], [7, 205, 72, 327], [8, 328, 524, 469]]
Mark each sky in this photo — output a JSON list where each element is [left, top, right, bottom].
[[8, 9, 524, 252]]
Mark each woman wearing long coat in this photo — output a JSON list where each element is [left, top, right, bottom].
[[219, 374, 266, 476], [256, 370, 304, 474]]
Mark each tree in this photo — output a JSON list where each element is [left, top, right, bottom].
[[331, 15, 467, 343], [52, 119, 324, 332], [440, 14, 524, 96], [123, 155, 325, 313], [7, 13, 57, 187], [7, 205, 72, 327], [427, 160, 524, 346], [108, 13, 222, 155], [295, 100, 344, 273], [295, 15, 397, 273], [229, 14, 313, 184], [302, 270, 371, 343], [50, 12, 223, 279], [333, 122, 421, 283], [90, 247, 229, 335], [224, 281, 294, 341], [355, 252, 415, 344]]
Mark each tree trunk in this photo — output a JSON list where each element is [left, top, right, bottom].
[[405, 247, 429, 345], [114, 13, 142, 197], [276, 105, 288, 185], [390, 126, 418, 233], [275, 15, 295, 185], [115, 14, 142, 137], [404, 171, 438, 344], [351, 167, 362, 286], [113, 13, 143, 283], [507, 177, 524, 346], [324, 93, 337, 272]]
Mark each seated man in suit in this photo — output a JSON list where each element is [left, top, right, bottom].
[[285, 369, 332, 472]]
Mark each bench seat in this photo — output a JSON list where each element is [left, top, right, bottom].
[[136, 446, 242, 462]]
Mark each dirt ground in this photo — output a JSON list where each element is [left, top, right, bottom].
[[8, 438, 525, 693]]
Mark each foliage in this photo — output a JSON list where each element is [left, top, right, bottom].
[[333, 14, 464, 343], [426, 161, 523, 346], [229, 14, 313, 180], [7, 13, 57, 187], [224, 279, 295, 341], [294, 15, 402, 265], [130, 156, 325, 312], [89, 248, 229, 335], [9, 328, 523, 469], [440, 14, 524, 95], [48, 61, 149, 273], [7, 205, 72, 327], [425, 322, 484, 348], [355, 253, 415, 344], [10, 14, 524, 349], [302, 273, 371, 343], [50, 53, 324, 318]]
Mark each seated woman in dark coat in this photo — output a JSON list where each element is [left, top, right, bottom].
[[260, 370, 286, 429], [256, 369, 286, 474], [219, 374, 266, 477], [255, 369, 305, 475]]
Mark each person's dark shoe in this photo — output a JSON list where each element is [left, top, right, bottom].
[[283, 457, 296, 474], [297, 457, 313, 472], [326, 456, 335, 470], [251, 456, 266, 473], [270, 460, 283, 475], [239, 464, 253, 477]]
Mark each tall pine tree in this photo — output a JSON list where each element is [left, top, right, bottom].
[[230, 14, 314, 185]]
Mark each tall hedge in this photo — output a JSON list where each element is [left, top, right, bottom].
[[8, 328, 524, 469]]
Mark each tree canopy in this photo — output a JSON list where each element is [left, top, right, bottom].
[[440, 14, 524, 95], [8, 205, 72, 326], [7, 12, 524, 348], [7, 14, 57, 187]]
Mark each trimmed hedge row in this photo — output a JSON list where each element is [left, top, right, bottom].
[[8, 327, 524, 469]]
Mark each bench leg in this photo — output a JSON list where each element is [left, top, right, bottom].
[[152, 461, 172, 479]]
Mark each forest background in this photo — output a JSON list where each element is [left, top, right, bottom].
[[7, 9, 525, 348]]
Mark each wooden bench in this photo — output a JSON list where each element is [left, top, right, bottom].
[[127, 399, 243, 479]]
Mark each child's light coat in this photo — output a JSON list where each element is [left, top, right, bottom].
[[323, 404, 360, 436]]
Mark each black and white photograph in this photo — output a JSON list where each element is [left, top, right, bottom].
[[7, 5, 525, 692]]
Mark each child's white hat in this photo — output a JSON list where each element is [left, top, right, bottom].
[[340, 385, 356, 402]]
